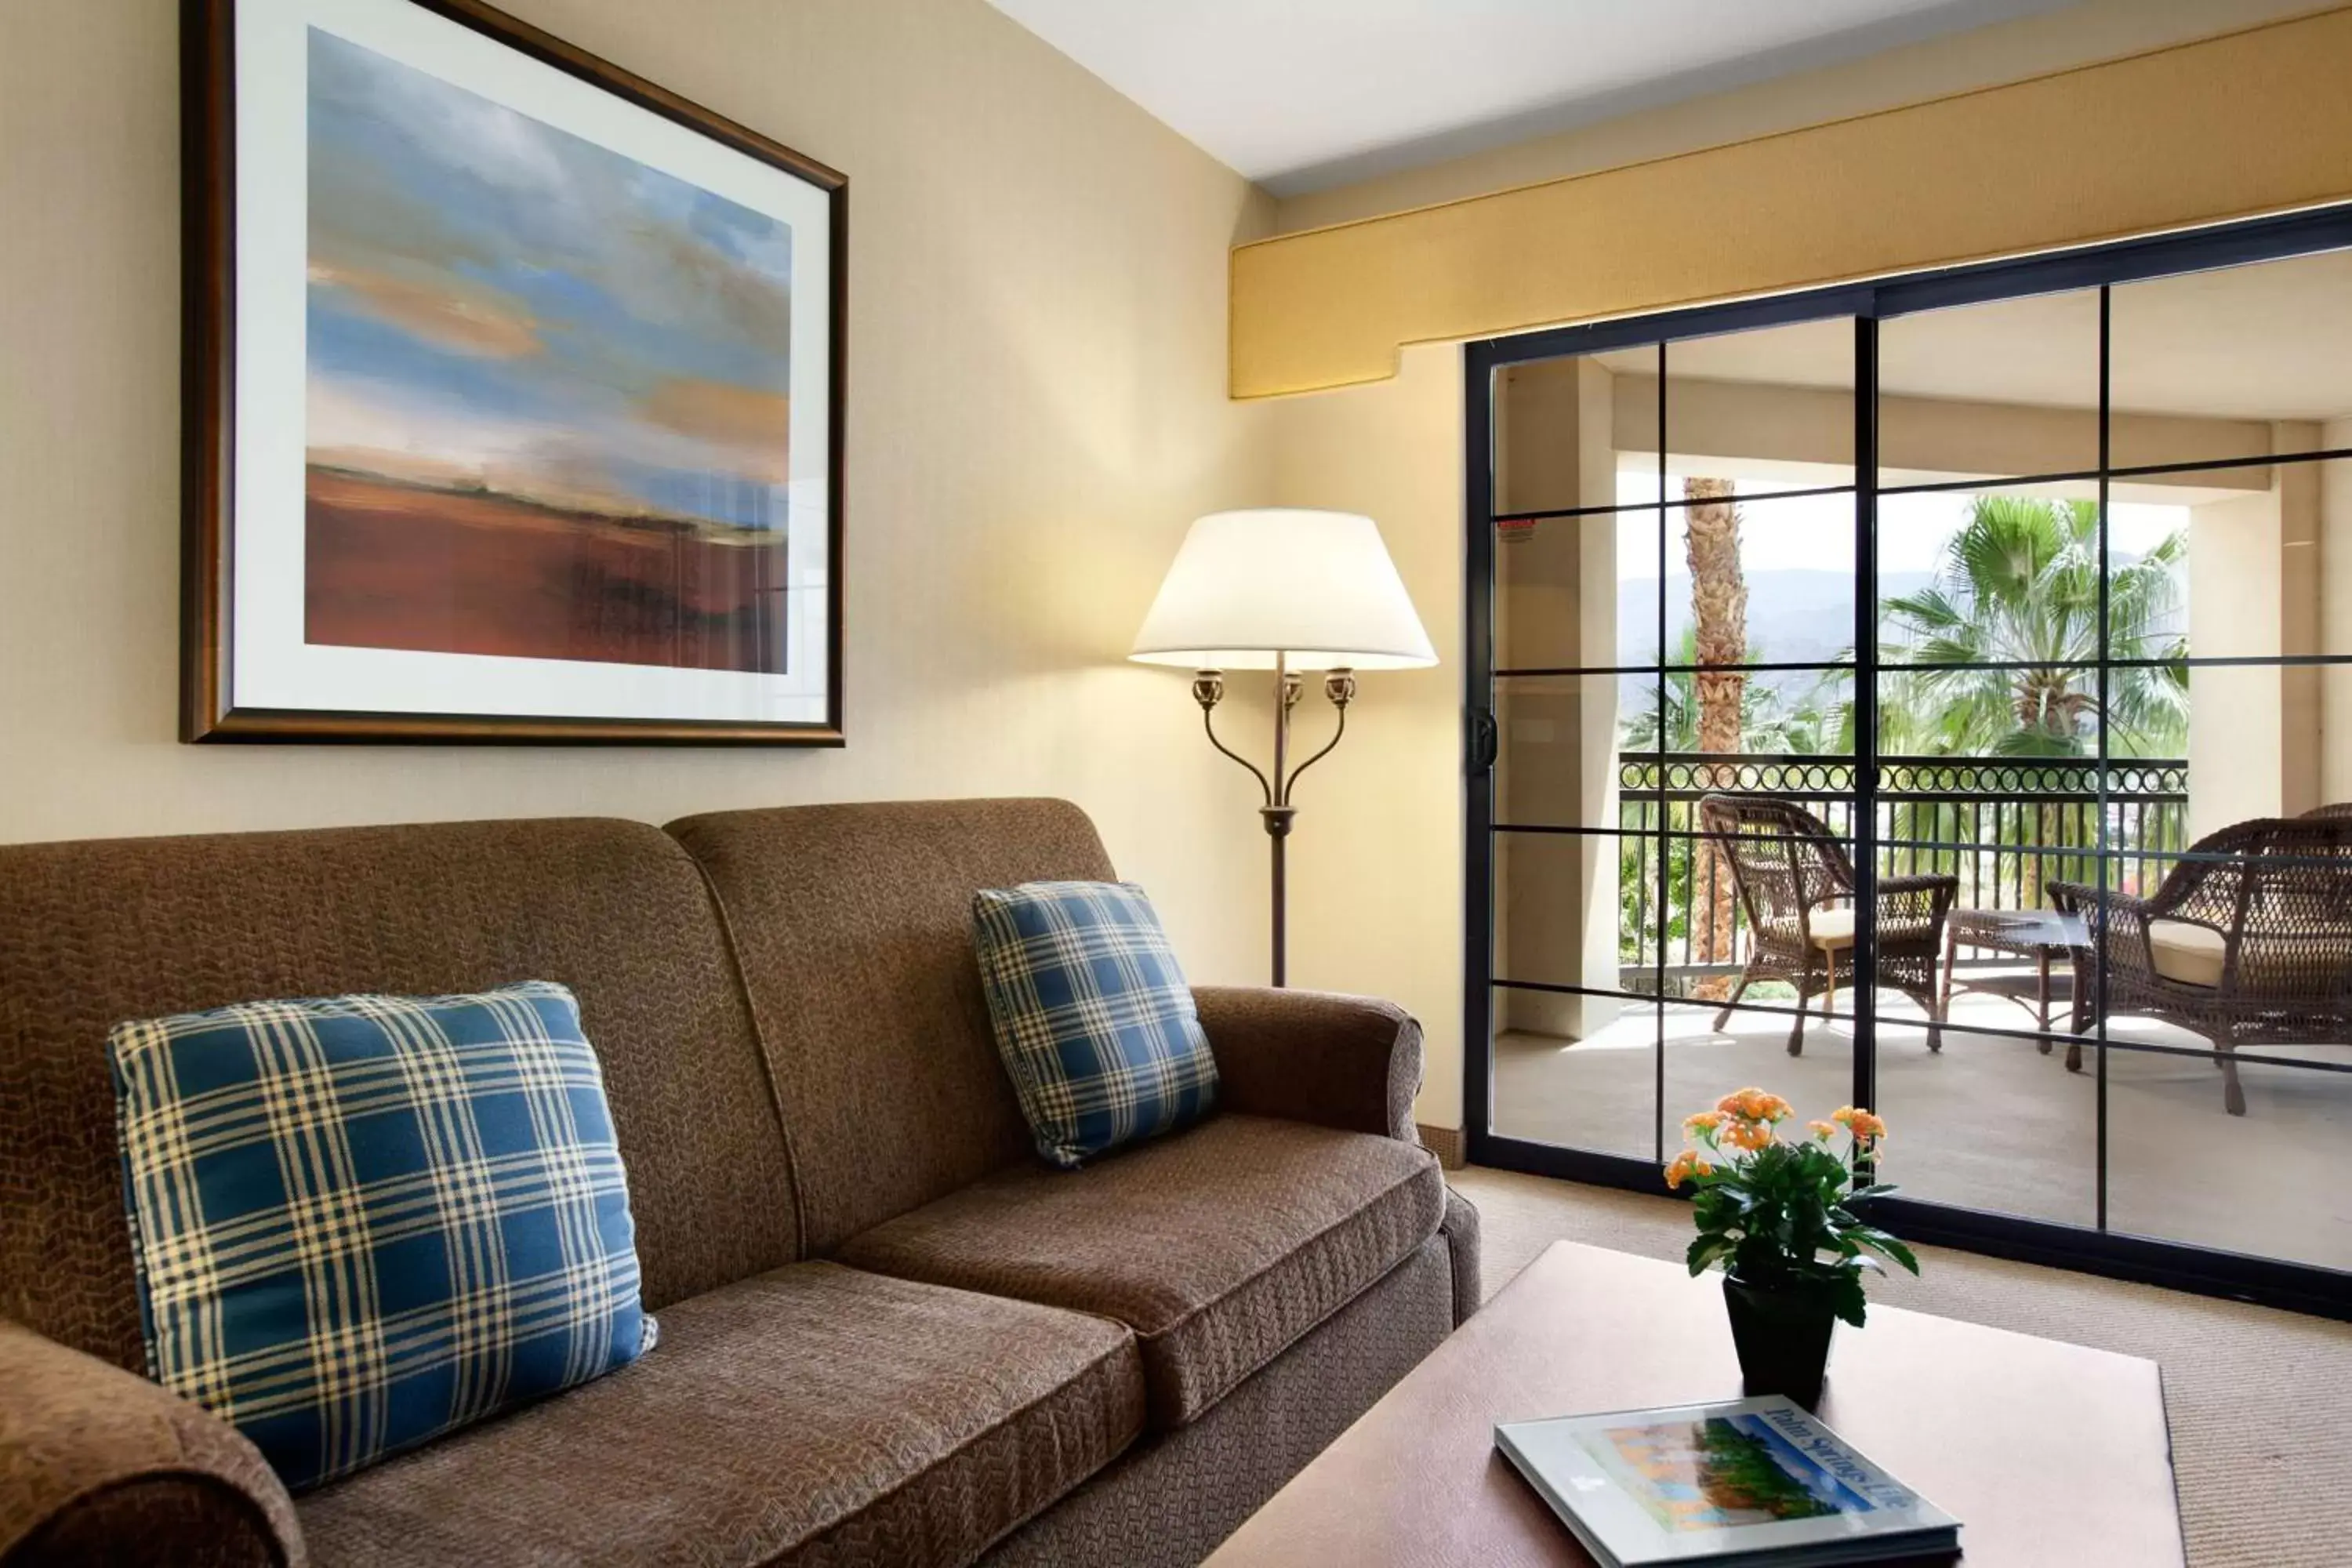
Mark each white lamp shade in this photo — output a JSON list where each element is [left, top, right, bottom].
[[1129, 509, 1436, 671]]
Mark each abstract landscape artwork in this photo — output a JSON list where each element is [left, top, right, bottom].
[[305, 30, 793, 673], [185, 0, 844, 742]]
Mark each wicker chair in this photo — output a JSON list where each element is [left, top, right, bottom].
[[2053, 815, 2352, 1114], [1697, 795, 1959, 1055]]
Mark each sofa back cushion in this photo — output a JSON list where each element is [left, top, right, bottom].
[[666, 799, 1116, 1253], [0, 819, 797, 1372]]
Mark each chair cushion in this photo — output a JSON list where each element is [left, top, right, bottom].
[[1805, 907, 1857, 948], [837, 1114, 1444, 1428], [2149, 919, 2228, 987], [971, 880, 1218, 1167], [296, 1261, 1144, 1568], [108, 982, 650, 1491]]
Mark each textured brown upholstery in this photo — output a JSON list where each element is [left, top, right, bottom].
[[4, 800, 1473, 1568], [296, 1263, 1142, 1567], [839, 1114, 1445, 1428], [1192, 985, 1422, 1142], [1439, 1186, 1483, 1322], [980, 1235, 1455, 1568], [0, 820, 797, 1370], [666, 798, 1117, 1253], [0, 1318, 302, 1567]]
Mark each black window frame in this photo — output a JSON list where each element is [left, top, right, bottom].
[[1462, 203, 2352, 1322]]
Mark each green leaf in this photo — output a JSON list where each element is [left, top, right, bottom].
[[1842, 1225, 1922, 1276], [1872, 1235, 1922, 1276]]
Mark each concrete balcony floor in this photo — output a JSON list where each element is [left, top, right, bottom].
[[1492, 981, 2352, 1274]]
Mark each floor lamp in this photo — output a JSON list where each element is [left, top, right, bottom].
[[1130, 509, 1436, 986]]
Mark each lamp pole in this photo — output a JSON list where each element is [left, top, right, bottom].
[[1192, 653, 1356, 985]]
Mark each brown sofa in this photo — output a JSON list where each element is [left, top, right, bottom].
[[0, 798, 1477, 1566]]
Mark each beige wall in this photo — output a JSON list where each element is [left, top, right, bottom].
[[0, 0, 1282, 982], [1250, 2, 2352, 1131], [2183, 423, 2336, 837], [14, 0, 2352, 1138], [2188, 492, 2289, 840], [1265, 343, 1465, 1125]]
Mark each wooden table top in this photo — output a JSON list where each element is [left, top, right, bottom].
[[1207, 1240, 2182, 1568]]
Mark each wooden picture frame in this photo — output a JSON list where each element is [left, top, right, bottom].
[[183, 0, 846, 743]]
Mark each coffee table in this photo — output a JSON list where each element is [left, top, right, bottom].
[[1939, 908, 2094, 1056], [1206, 1241, 2181, 1567]]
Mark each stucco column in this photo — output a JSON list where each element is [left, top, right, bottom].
[[1493, 358, 1621, 1039]]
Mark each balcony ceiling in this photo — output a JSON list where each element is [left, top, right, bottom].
[[1593, 248, 2352, 426], [983, 0, 2066, 196]]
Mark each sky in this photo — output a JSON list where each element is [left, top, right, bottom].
[[303, 28, 794, 532]]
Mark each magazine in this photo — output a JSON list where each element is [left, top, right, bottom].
[[1494, 1396, 1961, 1567]]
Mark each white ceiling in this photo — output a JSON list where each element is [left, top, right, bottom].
[[983, 0, 2070, 196]]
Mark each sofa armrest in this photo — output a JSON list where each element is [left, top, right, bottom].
[[0, 1319, 303, 1568], [1192, 986, 1421, 1143], [1439, 1186, 1482, 1323]]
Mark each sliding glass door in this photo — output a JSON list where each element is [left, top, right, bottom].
[[1464, 209, 2352, 1317]]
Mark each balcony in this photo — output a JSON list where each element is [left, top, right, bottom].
[[1494, 750, 2352, 1274], [1613, 750, 2187, 994]]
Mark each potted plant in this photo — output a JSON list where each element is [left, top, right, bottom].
[[1667, 1088, 1919, 1408]]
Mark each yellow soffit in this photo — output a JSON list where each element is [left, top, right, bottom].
[[1229, 5, 2352, 399]]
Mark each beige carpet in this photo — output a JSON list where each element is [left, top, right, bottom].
[[1452, 1165, 2352, 1568], [1492, 993, 2352, 1271]]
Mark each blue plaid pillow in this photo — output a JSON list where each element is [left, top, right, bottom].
[[107, 981, 651, 1491], [971, 881, 1218, 1168]]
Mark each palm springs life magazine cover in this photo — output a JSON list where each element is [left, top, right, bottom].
[[1496, 1396, 1960, 1566]]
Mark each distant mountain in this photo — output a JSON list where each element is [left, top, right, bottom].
[[1616, 569, 1935, 669]]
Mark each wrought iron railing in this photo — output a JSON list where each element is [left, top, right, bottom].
[[1615, 751, 2189, 987]]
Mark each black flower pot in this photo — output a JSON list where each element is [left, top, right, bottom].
[[1722, 1275, 1837, 1409]]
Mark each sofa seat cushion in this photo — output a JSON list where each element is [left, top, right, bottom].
[[296, 1261, 1143, 1568], [837, 1114, 1444, 1428]]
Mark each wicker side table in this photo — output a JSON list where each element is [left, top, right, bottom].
[[1940, 907, 2095, 1065]]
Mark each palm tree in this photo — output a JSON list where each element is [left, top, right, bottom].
[[1878, 495, 2187, 906], [1620, 630, 1842, 755], [1878, 495, 2187, 758], [1682, 478, 1746, 997], [1618, 629, 1844, 988]]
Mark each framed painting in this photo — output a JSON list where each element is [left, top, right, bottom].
[[183, 0, 845, 742]]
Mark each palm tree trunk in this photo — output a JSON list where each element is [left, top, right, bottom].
[[1685, 477, 1746, 1001]]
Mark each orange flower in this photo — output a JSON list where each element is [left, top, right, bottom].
[[1721, 1117, 1775, 1152], [1807, 1119, 1838, 1142], [1683, 1110, 1726, 1138], [1661, 1149, 1715, 1189], [1832, 1105, 1889, 1143], [1718, 1087, 1790, 1122]]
